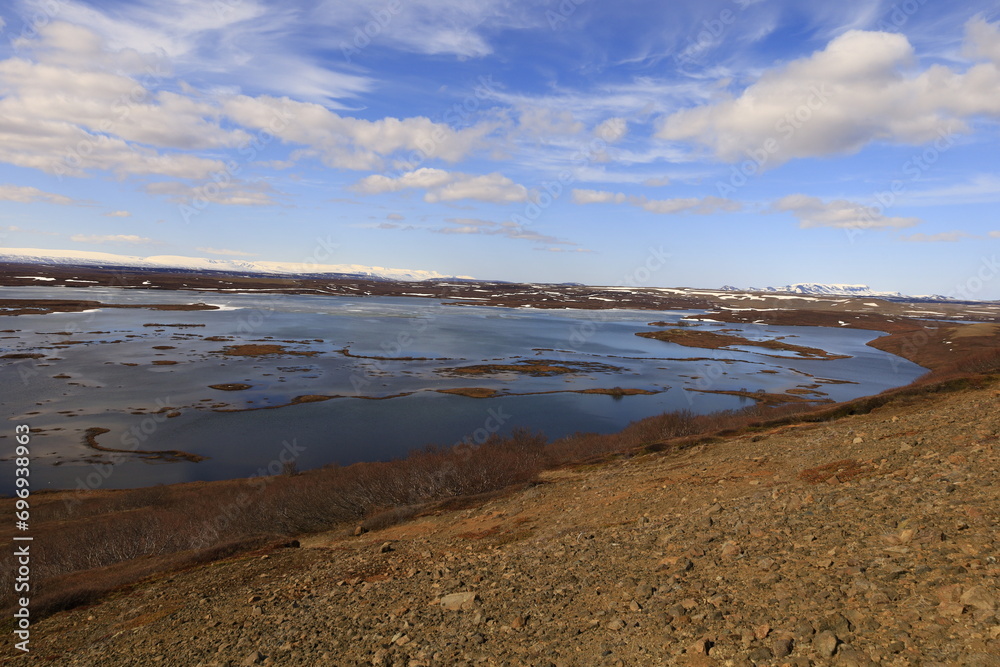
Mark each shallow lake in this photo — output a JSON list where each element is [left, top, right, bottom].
[[0, 286, 926, 491]]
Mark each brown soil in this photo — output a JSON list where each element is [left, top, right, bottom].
[[688, 388, 832, 406], [681, 309, 989, 373], [82, 427, 206, 463], [435, 387, 661, 399], [437, 387, 500, 398], [577, 387, 659, 396], [638, 328, 849, 360], [0, 299, 218, 316], [441, 359, 622, 377], [338, 347, 446, 361], [142, 323, 206, 328], [290, 394, 336, 405], [217, 344, 319, 357]]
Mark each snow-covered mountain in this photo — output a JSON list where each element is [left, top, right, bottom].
[[722, 283, 954, 301], [751, 283, 903, 298], [0, 248, 469, 282]]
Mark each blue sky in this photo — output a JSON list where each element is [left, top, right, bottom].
[[0, 0, 998, 297]]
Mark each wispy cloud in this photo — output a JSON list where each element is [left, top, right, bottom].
[[771, 194, 920, 229], [70, 234, 155, 245], [0, 184, 80, 205], [572, 189, 741, 214], [899, 231, 974, 242], [353, 168, 532, 204]]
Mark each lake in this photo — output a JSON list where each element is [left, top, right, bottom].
[[0, 286, 926, 491]]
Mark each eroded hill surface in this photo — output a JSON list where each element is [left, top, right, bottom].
[[9, 382, 1000, 666]]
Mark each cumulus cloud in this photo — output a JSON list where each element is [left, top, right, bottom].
[[899, 231, 973, 243], [104, 210, 132, 217], [990, 231, 1000, 239], [572, 189, 741, 214], [0, 21, 499, 182], [71, 234, 153, 244], [352, 168, 531, 203], [964, 17, 1000, 65], [223, 95, 498, 171], [657, 22, 1000, 165], [771, 194, 920, 229], [0, 184, 78, 205]]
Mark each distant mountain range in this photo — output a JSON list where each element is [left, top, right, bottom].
[[719, 283, 954, 301], [0, 248, 469, 282]]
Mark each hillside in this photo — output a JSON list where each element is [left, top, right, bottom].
[[10, 379, 999, 666]]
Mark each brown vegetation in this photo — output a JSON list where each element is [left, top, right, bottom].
[[217, 344, 318, 357], [441, 359, 621, 377], [83, 427, 205, 463], [437, 387, 499, 398], [637, 328, 849, 360], [208, 383, 253, 391]]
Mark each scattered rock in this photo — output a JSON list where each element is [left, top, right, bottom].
[[440, 591, 478, 611], [814, 630, 839, 658]]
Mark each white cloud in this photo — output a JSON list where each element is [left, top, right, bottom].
[[572, 189, 625, 205], [594, 117, 628, 143], [517, 107, 585, 137], [572, 189, 740, 214], [0, 184, 78, 205], [965, 17, 1000, 66], [104, 210, 132, 217], [657, 23, 1000, 165], [643, 176, 671, 187], [196, 247, 256, 256], [989, 231, 1000, 239], [0, 20, 498, 184], [144, 180, 279, 207], [772, 194, 920, 229], [899, 231, 973, 243], [634, 195, 740, 215], [313, 0, 548, 58], [71, 234, 153, 244], [353, 168, 531, 204], [222, 95, 499, 171], [435, 217, 576, 246], [20, 0, 371, 103]]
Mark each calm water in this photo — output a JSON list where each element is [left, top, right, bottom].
[[0, 286, 926, 490]]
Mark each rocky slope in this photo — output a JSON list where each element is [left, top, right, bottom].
[[8, 381, 1000, 666]]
